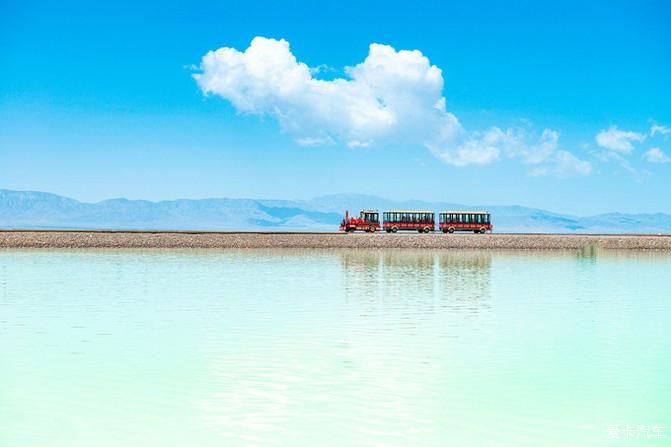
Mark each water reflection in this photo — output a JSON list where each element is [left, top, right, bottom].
[[437, 251, 493, 319], [339, 250, 493, 317]]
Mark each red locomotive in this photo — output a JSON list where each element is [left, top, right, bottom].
[[339, 210, 381, 232]]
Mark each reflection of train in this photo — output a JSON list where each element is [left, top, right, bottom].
[[340, 210, 493, 234]]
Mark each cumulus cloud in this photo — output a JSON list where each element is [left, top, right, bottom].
[[194, 37, 452, 148], [643, 147, 670, 164], [595, 126, 646, 153], [194, 36, 590, 176]]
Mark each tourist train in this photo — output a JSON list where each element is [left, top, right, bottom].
[[339, 209, 493, 234]]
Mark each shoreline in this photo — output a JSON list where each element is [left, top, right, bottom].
[[1, 230, 671, 250]]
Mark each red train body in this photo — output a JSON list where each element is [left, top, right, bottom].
[[340, 209, 493, 234], [339, 210, 381, 232], [382, 210, 434, 233], [438, 211, 493, 234]]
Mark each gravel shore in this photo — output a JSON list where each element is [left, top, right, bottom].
[[1, 230, 671, 250]]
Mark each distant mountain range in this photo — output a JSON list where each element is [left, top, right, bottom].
[[1, 189, 670, 233]]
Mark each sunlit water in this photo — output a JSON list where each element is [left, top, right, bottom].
[[1, 249, 670, 447]]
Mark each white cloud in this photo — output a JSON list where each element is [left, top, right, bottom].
[[427, 126, 575, 172], [530, 150, 592, 178], [195, 37, 453, 148], [195, 36, 589, 175], [650, 123, 671, 137], [643, 147, 670, 164], [595, 126, 645, 153], [296, 136, 334, 146]]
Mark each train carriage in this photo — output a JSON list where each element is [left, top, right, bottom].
[[439, 211, 492, 234], [383, 210, 435, 233]]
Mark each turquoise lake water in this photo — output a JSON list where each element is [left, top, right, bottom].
[[1, 249, 670, 447]]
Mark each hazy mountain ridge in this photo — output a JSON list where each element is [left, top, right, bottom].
[[0, 189, 669, 233]]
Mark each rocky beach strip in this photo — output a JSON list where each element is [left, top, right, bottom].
[[1, 230, 671, 250]]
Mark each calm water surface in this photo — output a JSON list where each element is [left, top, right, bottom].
[[1, 249, 670, 446]]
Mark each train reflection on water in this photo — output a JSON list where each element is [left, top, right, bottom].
[[338, 250, 493, 320]]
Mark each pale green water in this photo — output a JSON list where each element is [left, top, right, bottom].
[[1, 249, 670, 447]]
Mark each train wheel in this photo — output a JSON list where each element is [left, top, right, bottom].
[[423, 227, 431, 233], [391, 226, 398, 233], [369, 226, 376, 233], [479, 228, 486, 234], [448, 227, 455, 234]]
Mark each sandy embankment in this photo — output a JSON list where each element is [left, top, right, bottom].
[[1, 230, 670, 250]]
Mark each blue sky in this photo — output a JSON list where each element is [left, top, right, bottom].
[[1, 0, 670, 215]]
